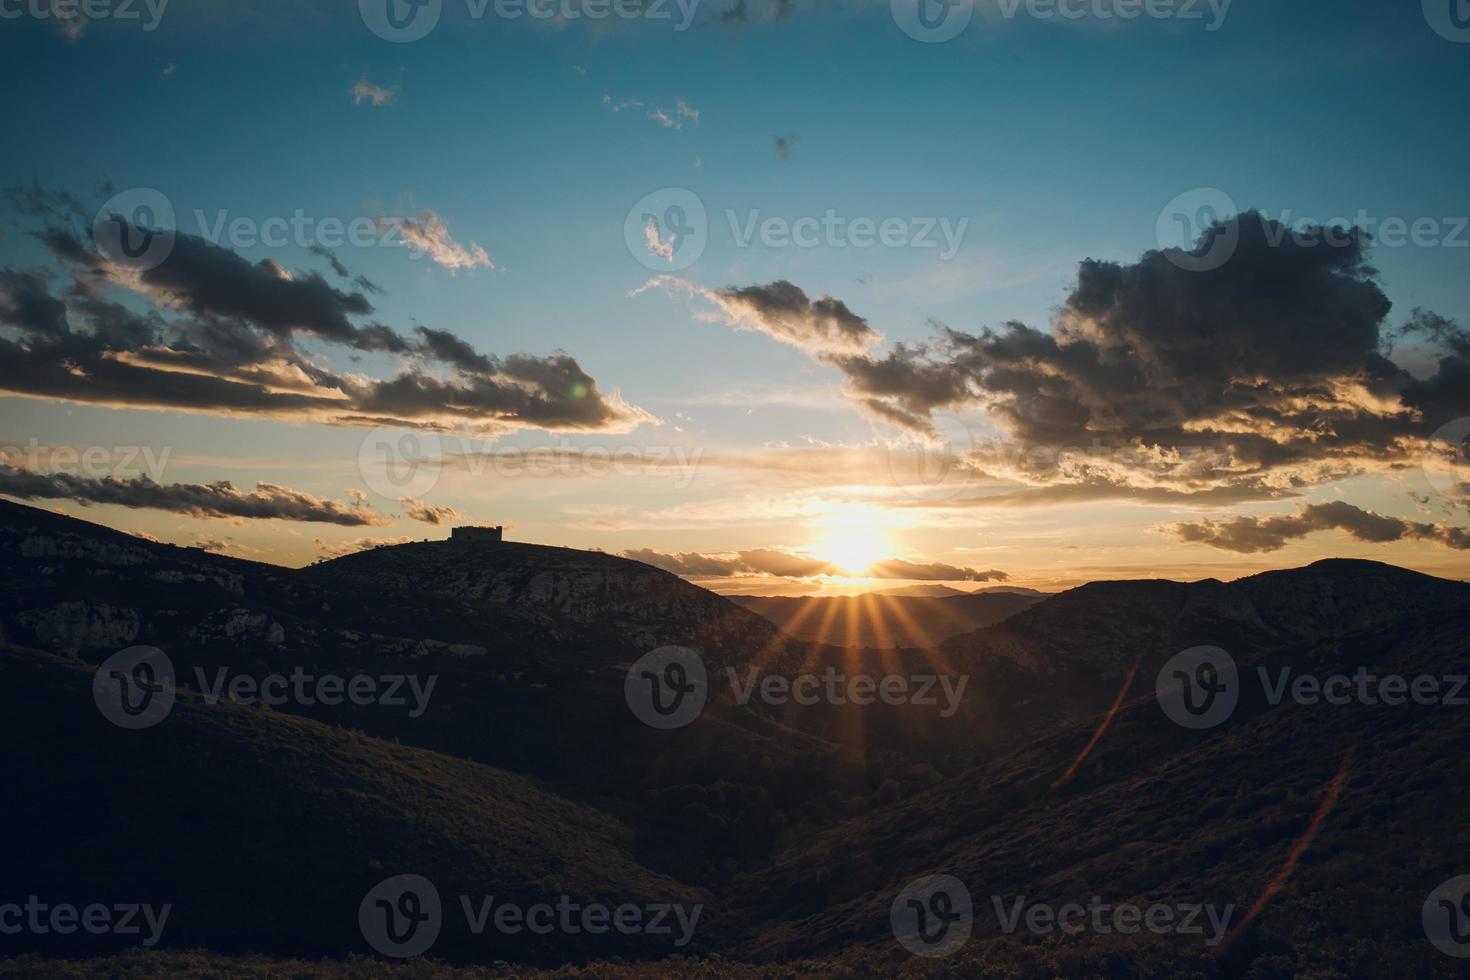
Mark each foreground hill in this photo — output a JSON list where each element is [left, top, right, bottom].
[[0, 646, 711, 966], [3, 498, 1468, 977], [728, 591, 1043, 649], [723, 562, 1470, 975]]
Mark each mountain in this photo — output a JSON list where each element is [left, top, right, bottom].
[[0, 645, 711, 966], [866, 584, 971, 598], [3, 498, 1468, 977], [727, 591, 1044, 649], [868, 584, 1049, 598], [725, 561, 1470, 976]]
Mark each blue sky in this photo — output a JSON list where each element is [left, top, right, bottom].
[[2, 0, 1469, 589]]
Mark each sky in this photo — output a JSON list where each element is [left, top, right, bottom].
[[1, 0, 1469, 594]]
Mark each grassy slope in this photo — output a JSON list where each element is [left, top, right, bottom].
[[0, 646, 711, 967]]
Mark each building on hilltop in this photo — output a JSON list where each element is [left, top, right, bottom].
[[451, 525, 504, 543]]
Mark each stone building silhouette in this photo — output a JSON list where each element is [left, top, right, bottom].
[[451, 525, 504, 543]]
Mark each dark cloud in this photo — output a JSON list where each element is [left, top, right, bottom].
[[307, 244, 351, 279], [0, 269, 69, 336], [0, 191, 650, 435], [623, 547, 1006, 581], [1170, 501, 1470, 553], [704, 212, 1470, 496], [711, 280, 879, 354], [399, 497, 461, 525], [0, 463, 389, 526], [868, 559, 1007, 582]]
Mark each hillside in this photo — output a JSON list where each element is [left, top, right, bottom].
[[728, 591, 1043, 649], [0, 645, 711, 966], [718, 565, 1470, 976], [3, 498, 1469, 977]]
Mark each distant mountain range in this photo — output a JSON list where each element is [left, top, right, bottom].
[[867, 584, 1050, 598], [728, 591, 1045, 648], [1, 498, 1465, 977]]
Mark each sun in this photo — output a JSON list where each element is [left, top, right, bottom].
[[813, 520, 890, 575]]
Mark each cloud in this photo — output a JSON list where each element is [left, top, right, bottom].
[[636, 277, 880, 355], [677, 212, 1470, 498], [0, 462, 389, 526], [386, 211, 493, 273], [643, 219, 675, 262], [0, 195, 649, 436], [868, 559, 1008, 582], [399, 496, 461, 525], [622, 547, 1006, 581], [1169, 501, 1470, 553], [604, 94, 699, 130], [351, 80, 398, 106]]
